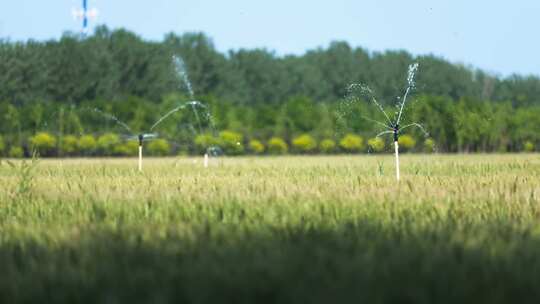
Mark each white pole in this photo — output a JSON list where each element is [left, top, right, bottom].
[[394, 141, 400, 181], [138, 145, 143, 172], [204, 153, 209, 168]]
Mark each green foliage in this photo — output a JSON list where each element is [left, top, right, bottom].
[[0, 28, 540, 155], [29, 132, 57, 156], [0, 135, 4, 155], [249, 139, 265, 154], [292, 134, 317, 154], [268, 137, 288, 154], [114, 141, 139, 156], [148, 139, 171, 156], [398, 135, 417, 152], [194, 134, 220, 153], [219, 130, 244, 155], [60, 135, 79, 156], [279, 97, 319, 135], [523, 141, 535, 152], [97, 133, 120, 156], [2, 93, 540, 155], [1, 28, 540, 108], [0, 104, 21, 136], [339, 134, 364, 153], [78, 135, 97, 155], [424, 138, 436, 153], [319, 139, 336, 154], [368, 137, 385, 153], [9, 146, 24, 158]]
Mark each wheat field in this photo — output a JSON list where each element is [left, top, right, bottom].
[[1, 154, 539, 303]]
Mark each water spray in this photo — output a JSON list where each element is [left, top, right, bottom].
[[172, 55, 219, 163], [88, 99, 214, 171], [347, 63, 429, 181], [74, 55, 217, 171]]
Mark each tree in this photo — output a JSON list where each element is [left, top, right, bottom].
[[368, 137, 385, 153], [319, 139, 336, 154], [195, 133, 220, 154], [0, 104, 22, 143], [423, 139, 436, 153], [339, 134, 364, 153], [60, 135, 79, 156], [268, 137, 288, 154], [0, 28, 539, 156], [78, 135, 97, 156], [249, 140, 265, 154], [398, 135, 416, 152], [29, 132, 57, 156], [9, 146, 24, 158], [114, 141, 139, 156], [523, 141, 535, 152], [219, 130, 244, 155], [148, 139, 171, 156], [97, 133, 120, 156], [292, 134, 317, 154]]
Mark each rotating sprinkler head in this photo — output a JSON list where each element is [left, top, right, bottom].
[[393, 124, 399, 142], [135, 133, 159, 172], [138, 134, 144, 146]]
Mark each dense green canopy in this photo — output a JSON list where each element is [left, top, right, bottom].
[[0, 26, 539, 156]]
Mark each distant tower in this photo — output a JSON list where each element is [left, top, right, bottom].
[[72, 0, 98, 36]]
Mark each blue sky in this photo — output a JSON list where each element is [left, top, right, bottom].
[[1, 0, 539, 76]]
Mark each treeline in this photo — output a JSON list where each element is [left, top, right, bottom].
[[0, 94, 538, 157], [0, 26, 539, 156]]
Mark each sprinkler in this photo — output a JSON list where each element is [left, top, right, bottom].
[[204, 153, 209, 168], [346, 63, 430, 182], [132, 133, 159, 171], [138, 134, 143, 172], [393, 124, 400, 181]]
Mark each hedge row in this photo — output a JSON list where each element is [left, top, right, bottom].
[[0, 133, 170, 157], [1, 131, 523, 158]]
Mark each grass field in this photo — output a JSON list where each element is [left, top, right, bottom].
[[1, 154, 540, 303]]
